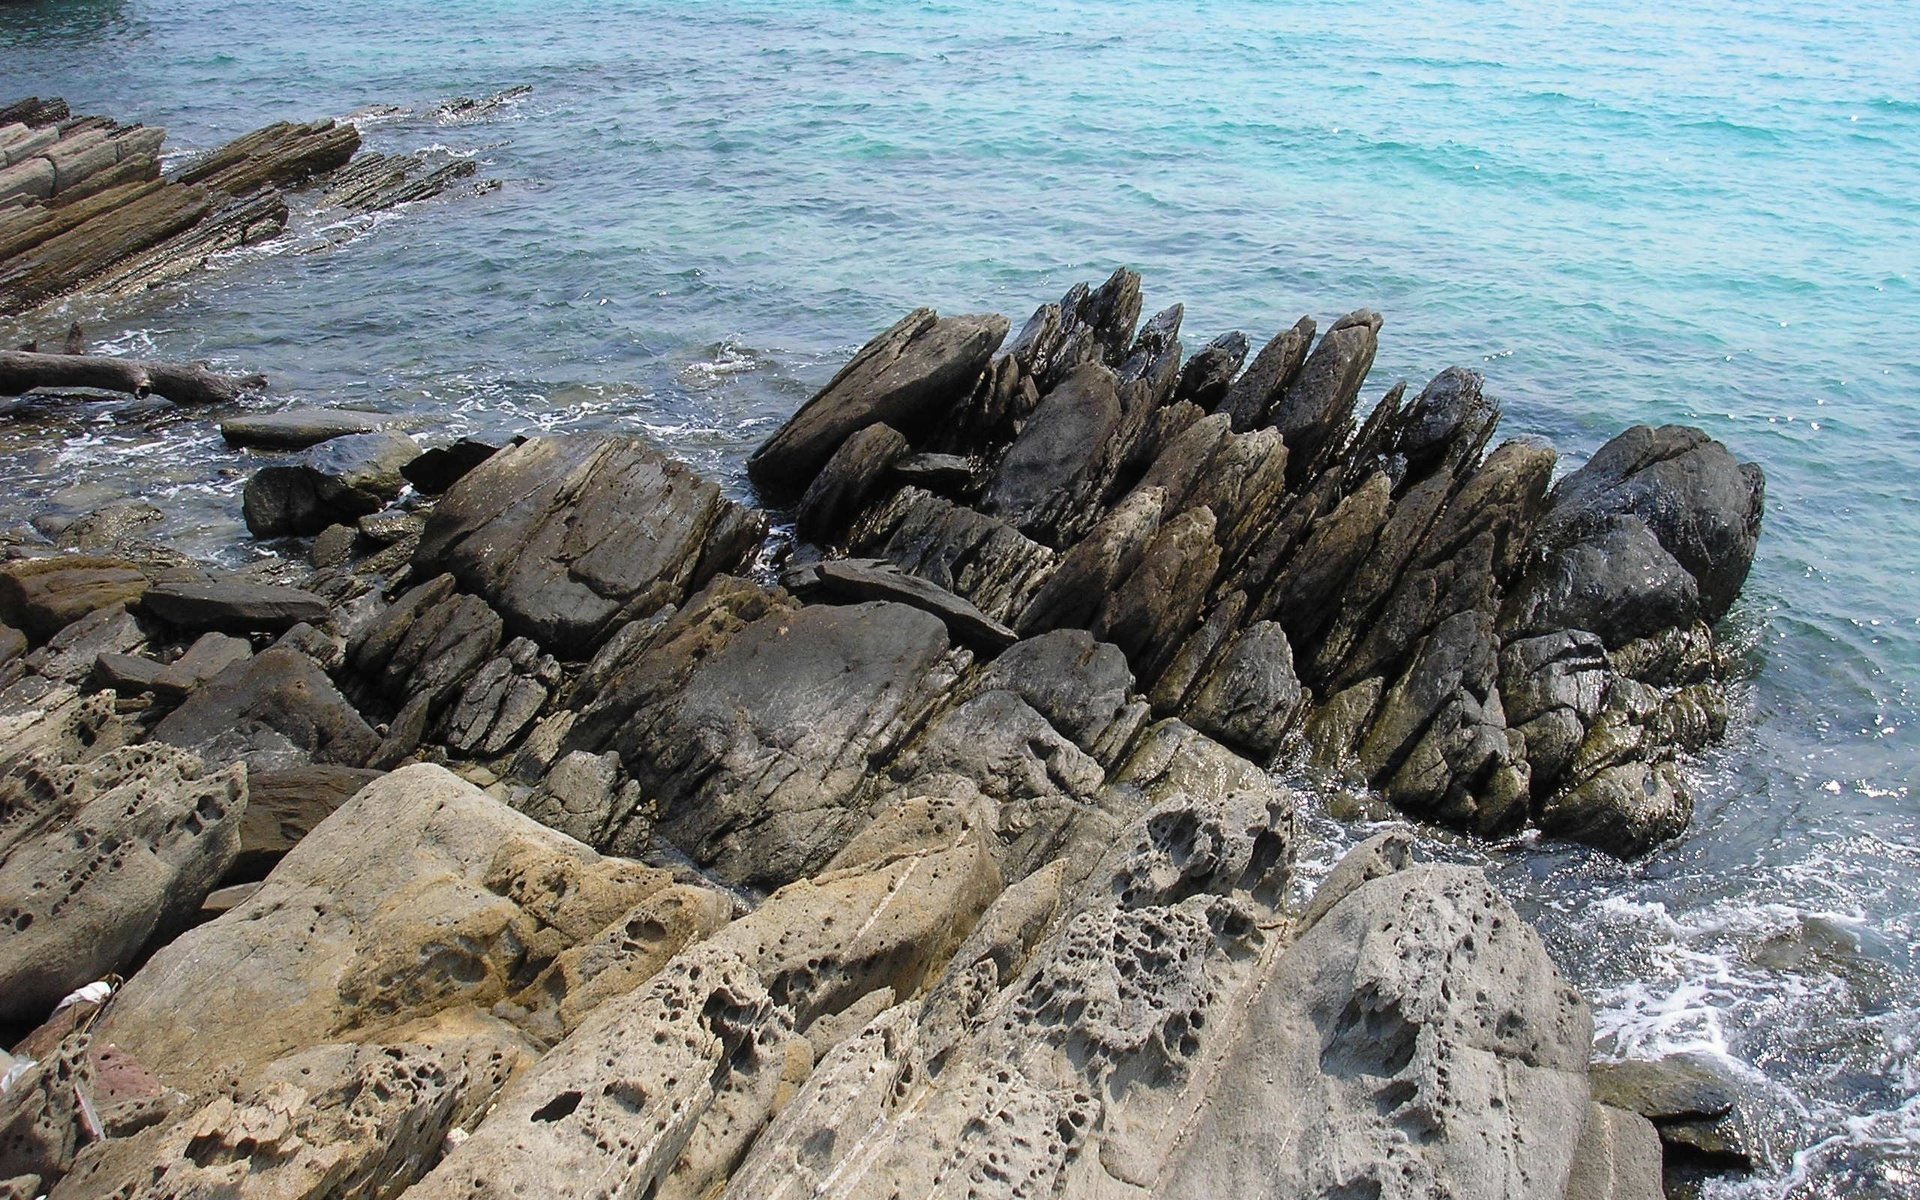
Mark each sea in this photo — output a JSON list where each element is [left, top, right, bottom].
[[2, 1, 1916, 1193]]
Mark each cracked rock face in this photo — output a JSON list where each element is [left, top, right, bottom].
[[414, 435, 765, 657]]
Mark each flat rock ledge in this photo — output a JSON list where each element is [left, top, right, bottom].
[[0, 272, 1762, 1200]]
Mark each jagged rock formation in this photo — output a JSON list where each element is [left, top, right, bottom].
[[0, 272, 1763, 1198], [765, 271, 1764, 856]]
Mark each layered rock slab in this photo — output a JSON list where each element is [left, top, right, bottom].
[[414, 435, 764, 657]]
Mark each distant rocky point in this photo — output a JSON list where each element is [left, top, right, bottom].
[[0, 94, 498, 319]]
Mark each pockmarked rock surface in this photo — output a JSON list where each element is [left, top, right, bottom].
[[0, 742, 246, 1022], [94, 764, 701, 1084]]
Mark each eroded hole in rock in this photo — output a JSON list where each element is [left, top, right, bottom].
[[530, 1090, 584, 1122]]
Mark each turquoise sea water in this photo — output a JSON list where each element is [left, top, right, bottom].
[[4, 1, 1918, 1193]]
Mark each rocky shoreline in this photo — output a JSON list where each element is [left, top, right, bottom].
[[0, 266, 1763, 1197], [1, 95, 495, 322]]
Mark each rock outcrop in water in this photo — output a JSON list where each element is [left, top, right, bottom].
[[764, 271, 1762, 857], [0, 96, 492, 319], [0, 272, 1764, 1198]]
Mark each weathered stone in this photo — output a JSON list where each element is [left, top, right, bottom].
[[415, 435, 764, 657], [96, 764, 671, 1085], [0, 743, 246, 1023], [1563, 1103, 1667, 1200], [1162, 862, 1593, 1199], [139, 579, 328, 635], [408, 788, 1002, 1200], [748, 308, 1009, 492], [152, 646, 378, 770], [46, 1033, 526, 1200], [0, 556, 148, 641]]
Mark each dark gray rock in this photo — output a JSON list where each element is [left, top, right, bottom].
[[442, 636, 558, 757], [889, 452, 976, 493], [1173, 330, 1249, 410], [1216, 316, 1313, 432], [1092, 506, 1221, 682], [1389, 365, 1499, 479], [568, 586, 959, 888], [93, 650, 165, 693], [152, 646, 378, 769], [1534, 424, 1765, 623], [347, 574, 504, 710], [1270, 309, 1381, 481], [980, 362, 1122, 542], [1505, 514, 1701, 648], [401, 437, 504, 494], [242, 429, 422, 537], [308, 522, 358, 568], [747, 308, 1009, 493], [795, 421, 908, 543], [971, 628, 1142, 762], [29, 605, 146, 683], [1017, 486, 1164, 637], [790, 557, 1017, 654], [150, 632, 252, 699], [219, 407, 395, 450], [140, 579, 329, 635], [414, 435, 764, 658], [1182, 621, 1303, 760], [1030, 267, 1143, 389], [851, 486, 1056, 625]]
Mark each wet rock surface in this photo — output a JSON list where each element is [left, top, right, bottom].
[[0, 273, 1760, 1199]]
